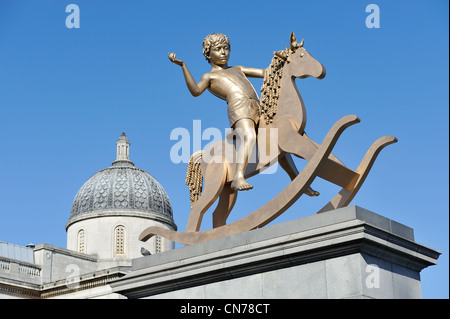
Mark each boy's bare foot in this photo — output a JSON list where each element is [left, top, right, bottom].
[[305, 187, 319, 197], [231, 177, 253, 191]]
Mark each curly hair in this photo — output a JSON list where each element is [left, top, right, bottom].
[[202, 33, 230, 63]]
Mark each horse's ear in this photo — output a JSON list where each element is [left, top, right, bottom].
[[290, 32, 298, 51], [298, 38, 304, 48]]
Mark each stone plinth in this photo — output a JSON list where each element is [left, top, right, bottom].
[[110, 206, 440, 299]]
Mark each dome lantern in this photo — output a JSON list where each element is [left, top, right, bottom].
[[112, 132, 134, 166]]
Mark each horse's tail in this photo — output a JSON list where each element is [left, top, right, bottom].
[[185, 150, 203, 207]]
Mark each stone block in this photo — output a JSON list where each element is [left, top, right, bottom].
[[111, 206, 440, 299]]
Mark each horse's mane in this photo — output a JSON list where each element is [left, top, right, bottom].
[[260, 51, 287, 124]]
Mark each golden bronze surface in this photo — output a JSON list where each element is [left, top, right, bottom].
[[140, 32, 396, 245]]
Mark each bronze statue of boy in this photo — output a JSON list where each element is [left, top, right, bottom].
[[169, 33, 263, 191], [169, 33, 318, 195]]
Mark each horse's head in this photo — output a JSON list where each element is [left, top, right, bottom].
[[260, 32, 326, 126], [280, 32, 326, 80]]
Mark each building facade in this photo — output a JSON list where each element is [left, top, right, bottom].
[[0, 133, 177, 299]]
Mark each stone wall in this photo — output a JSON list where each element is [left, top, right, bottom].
[[111, 206, 440, 299]]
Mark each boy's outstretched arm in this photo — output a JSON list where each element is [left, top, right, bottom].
[[169, 53, 210, 97], [239, 66, 266, 78]]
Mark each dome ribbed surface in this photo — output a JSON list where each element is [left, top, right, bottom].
[[69, 161, 174, 225]]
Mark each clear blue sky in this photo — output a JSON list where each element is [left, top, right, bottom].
[[0, 0, 448, 298]]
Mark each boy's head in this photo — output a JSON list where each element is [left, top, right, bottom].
[[202, 33, 230, 63]]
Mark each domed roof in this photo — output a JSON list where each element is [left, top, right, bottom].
[[67, 133, 175, 229]]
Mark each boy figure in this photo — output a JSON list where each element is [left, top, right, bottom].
[[169, 33, 263, 191], [169, 33, 319, 196]]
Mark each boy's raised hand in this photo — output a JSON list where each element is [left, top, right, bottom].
[[168, 53, 184, 66]]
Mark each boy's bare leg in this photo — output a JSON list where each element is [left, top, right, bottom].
[[231, 119, 256, 191], [279, 153, 320, 197]]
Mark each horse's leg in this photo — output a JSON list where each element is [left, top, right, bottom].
[[277, 116, 361, 190], [277, 116, 345, 164], [316, 135, 397, 214], [185, 161, 227, 232], [277, 117, 318, 161], [278, 153, 298, 180], [303, 132, 345, 166], [277, 116, 320, 196], [212, 184, 238, 228]]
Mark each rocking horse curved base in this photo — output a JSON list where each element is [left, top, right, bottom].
[[316, 135, 397, 214], [139, 115, 362, 246]]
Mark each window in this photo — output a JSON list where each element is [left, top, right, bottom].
[[156, 235, 162, 253], [77, 229, 85, 253], [114, 225, 126, 256]]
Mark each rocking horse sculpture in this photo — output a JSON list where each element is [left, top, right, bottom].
[[140, 32, 397, 245]]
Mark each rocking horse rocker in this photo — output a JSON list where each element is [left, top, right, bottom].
[[140, 32, 397, 245]]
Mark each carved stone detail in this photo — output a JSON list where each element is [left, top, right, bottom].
[[70, 164, 173, 223]]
